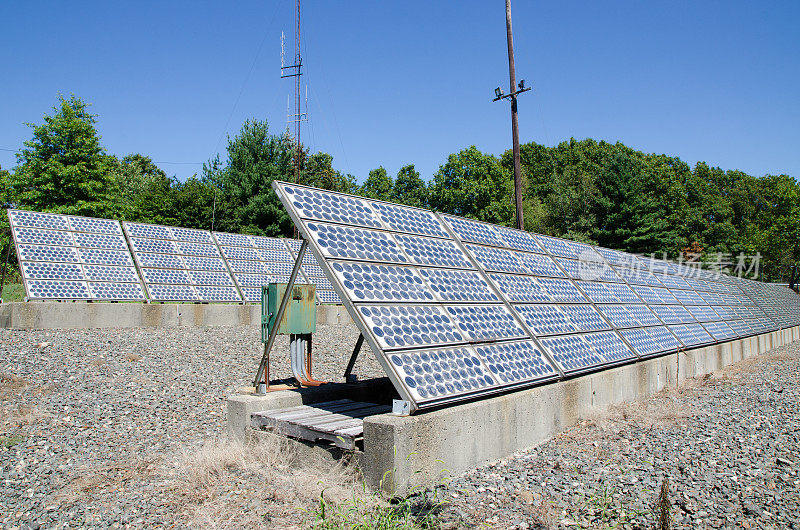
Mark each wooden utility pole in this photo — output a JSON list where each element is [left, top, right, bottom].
[[493, 0, 530, 231], [505, 0, 523, 230]]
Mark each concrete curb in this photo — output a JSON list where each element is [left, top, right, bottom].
[[227, 326, 799, 495]]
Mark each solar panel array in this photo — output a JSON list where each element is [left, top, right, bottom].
[[7, 209, 342, 304], [273, 181, 800, 412], [9, 210, 146, 301]]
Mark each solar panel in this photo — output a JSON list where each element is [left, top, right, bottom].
[[272, 181, 800, 412], [124, 222, 240, 303], [9, 210, 146, 301]]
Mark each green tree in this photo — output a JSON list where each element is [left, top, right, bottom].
[[429, 146, 514, 225], [12, 95, 115, 217], [302, 152, 356, 194], [108, 154, 171, 220], [393, 164, 428, 208], [360, 166, 395, 202], [207, 119, 295, 236]]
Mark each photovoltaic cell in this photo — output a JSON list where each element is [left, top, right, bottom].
[[395, 234, 474, 269], [514, 305, 576, 336], [583, 331, 635, 363], [370, 201, 449, 238], [560, 305, 610, 332], [514, 252, 565, 278], [490, 274, 550, 302], [283, 184, 381, 227], [494, 226, 544, 254], [444, 216, 504, 247], [474, 341, 558, 385], [651, 305, 696, 325], [669, 324, 714, 347], [466, 244, 527, 274], [330, 262, 434, 302], [357, 305, 464, 349], [445, 305, 526, 341], [306, 222, 407, 263], [418, 268, 498, 302]]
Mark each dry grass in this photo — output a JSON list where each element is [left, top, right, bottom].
[[169, 433, 368, 528], [126, 353, 142, 362], [52, 457, 161, 508], [0, 373, 29, 400]]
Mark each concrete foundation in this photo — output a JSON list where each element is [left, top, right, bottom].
[[227, 326, 800, 495], [0, 301, 350, 329]]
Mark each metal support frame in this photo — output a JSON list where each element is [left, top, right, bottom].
[[343, 333, 364, 382], [253, 239, 308, 392]]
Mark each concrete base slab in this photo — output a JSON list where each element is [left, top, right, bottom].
[[0, 301, 350, 329], [228, 327, 799, 495]]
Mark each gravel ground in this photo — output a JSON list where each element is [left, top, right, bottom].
[[2, 324, 799, 529], [438, 341, 800, 529], [0, 323, 384, 528]]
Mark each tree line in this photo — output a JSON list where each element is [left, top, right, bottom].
[[1, 95, 798, 285]]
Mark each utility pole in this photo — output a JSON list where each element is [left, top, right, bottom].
[[493, 0, 530, 231]]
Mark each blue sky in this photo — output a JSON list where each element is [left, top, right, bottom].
[[1, 1, 798, 183]]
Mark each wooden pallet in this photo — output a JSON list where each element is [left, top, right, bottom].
[[251, 399, 391, 450]]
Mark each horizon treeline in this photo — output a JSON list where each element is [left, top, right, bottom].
[[1, 95, 798, 284]]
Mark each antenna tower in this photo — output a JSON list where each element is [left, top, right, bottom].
[[281, 0, 307, 184]]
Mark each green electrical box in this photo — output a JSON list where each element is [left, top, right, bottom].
[[261, 283, 317, 342]]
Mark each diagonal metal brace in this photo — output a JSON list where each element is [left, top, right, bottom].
[[253, 239, 308, 391], [343, 333, 364, 383]]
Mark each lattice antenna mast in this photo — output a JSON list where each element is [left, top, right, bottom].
[[281, 0, 307, 185]]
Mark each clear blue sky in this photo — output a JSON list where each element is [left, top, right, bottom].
[[2, 1, 798, 183]]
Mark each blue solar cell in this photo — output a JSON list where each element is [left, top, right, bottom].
[[27, 279, 90, 299], [170, 227, 213, 244], [620, 328, 660, 356], [556, 257, 622, 283], [142, 268, 191, 285], [489, 274, 550, 302], [125, 222, 171, 239], [669, 324, 714, 347], [358, 305, 463, 349], [15, 228, 72, 247], [395, 234, 473, 269], [598, 305, 639, 329], [220, 246, 261, 261], [330, 262, 434, 302], [148, 284, 199, 301], [302, 264, 326, 277], [515, 252, 564, 278], [130, 238, 178, 255], [84, 265, 139, 283], [646, 326, 682, 352], [188, 271, 235, 286], [265, 262, 296, 276], [474, 341, 558, 385], [135, 253, 183, 269], [390, 346, 496, 402], [183, 256, 227, 271], [704, 321, 737, 341], [418, 268, 498, 302], [251, 236, 289, 251], [18, 245, 79, 263], [575, 281, 617, 303], [444, 216, 504, 247], [699, 291, 725, 305], [712, 305, 737, 320], [316, 290, 341, 304], [88, 282, 146, 300], [73, 232, 128, 250], [196, 285, 241, 302], [241, 287, 265, 302], [306, 276, 334, 290], [560, 305, 609, 332], [235, 273, 287, 287], [445, 305, 526, 341], [671, 289, 706, 305], [595, 247, 641, 268], [176, 242, 220, 257], [213, 232, 252, 247], [494, 226, 544, 253], [282, 184, 381, 227], [22, 262, 83, 280], [258, 248, 294, 262], [687, 305, 719, 323], [9, 210, 69, 230], [540, 334, 603, 373], [538, 278, 588, 303], [583, 331, 635, 362], [650, 305, 695, 324], [654, 274, 691, 289], [514, 305, 576, 335], [626, 305, 662, 326], [370, 201, 448, 238], [613, 266, 664, 286], [78, 248, 134, 267], [67, 216, 122, 235], [306, 222, 407, 263], [466, 244, 527, 274]]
